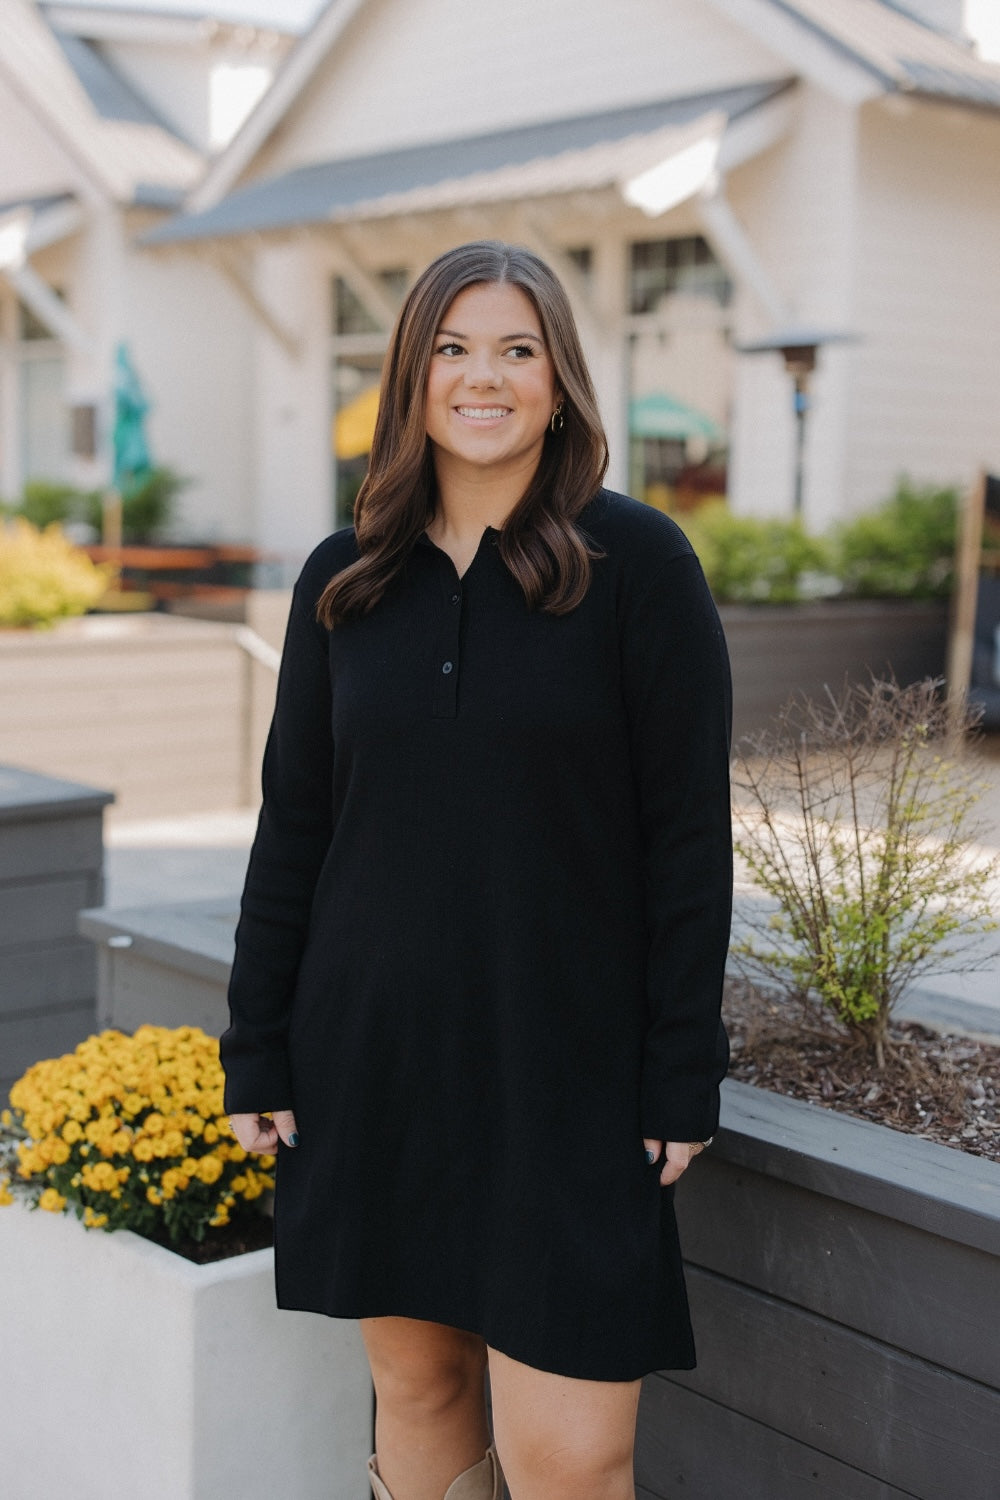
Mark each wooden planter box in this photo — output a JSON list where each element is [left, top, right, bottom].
[[0, 766, 112, 1098], [636, 1080, 1000, 1499], [0, 600, 287, 822], [79, 897, 235, 1036], [1, 1204, 373, 1500], [719, 599, 949, 741]]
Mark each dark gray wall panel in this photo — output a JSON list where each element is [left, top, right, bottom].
[[677, 1156, 1000, 1387], [672, 1268, 1000, 1498], [637, 1375, 914, 1500]]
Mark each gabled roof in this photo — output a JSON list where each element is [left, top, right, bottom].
[[144, 80, 794, 245], [711, 0, 1000, 106], [185, 0, 360, 212], [191, 0, 1000, 218], [1, 0, 202, 205], [51, 25, 188, 137]]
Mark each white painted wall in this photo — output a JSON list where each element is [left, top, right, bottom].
[[722, 85, 859, 527], [3, 210, 257, 539], [847, 97, 1000, 512], [254, 0, 788, 177], [0, 81, 91, 202], [119, 224, 257, 541], [252, 241, 334, 559]]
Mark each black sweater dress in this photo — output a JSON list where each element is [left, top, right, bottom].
[[221, 488, 732, 1381]]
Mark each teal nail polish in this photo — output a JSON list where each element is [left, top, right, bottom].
[[288, 1132, 300, 1147], [645, 1148, 655, 1164]]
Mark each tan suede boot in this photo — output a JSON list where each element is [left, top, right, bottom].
[[367, 1443, 503, 1500]]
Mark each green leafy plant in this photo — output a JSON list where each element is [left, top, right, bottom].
[[14, 466, 190, 543], [116, 465, 189, 543], [833, 478, 958, 599], [732, 678, 998, 1066], [17, 479, 102, 532], [678, 501, 834, 603], [0, 519, 110, 627]]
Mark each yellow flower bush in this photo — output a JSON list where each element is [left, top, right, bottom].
[[0, 1026, 274, 1246], [0, 518, 110, 627]]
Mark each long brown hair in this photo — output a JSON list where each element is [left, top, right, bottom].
[[317, 241, 608, 626]]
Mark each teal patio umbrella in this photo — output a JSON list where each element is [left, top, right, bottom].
[[629, 390, 724, 444], [112, 342, 153, 498]]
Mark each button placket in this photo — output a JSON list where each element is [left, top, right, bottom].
[[432, 566, 463, 718]]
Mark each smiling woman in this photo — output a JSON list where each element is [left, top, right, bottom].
[[221, 241, 732, 1500]]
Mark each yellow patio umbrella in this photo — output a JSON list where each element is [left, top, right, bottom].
[[334, 384, 380, 460]]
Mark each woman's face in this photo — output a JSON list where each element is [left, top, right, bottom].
[[424, 280, 560, 489]]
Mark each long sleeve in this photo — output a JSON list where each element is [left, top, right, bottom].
[[620, 548, 733, 1142], [220, 574, 335, 1113]]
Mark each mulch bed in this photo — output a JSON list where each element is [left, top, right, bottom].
[[150, 1212, 274, 1264], [723, 977, 1000, 1164]]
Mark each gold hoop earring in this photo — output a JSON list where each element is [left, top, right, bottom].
[[550, 403, 565, 434]]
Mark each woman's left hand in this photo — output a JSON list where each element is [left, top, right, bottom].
[[643, 1139, 707, 1187]]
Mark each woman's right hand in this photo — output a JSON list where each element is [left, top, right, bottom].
[[228, 1109, 299, 1154]]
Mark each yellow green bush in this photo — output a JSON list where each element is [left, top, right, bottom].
[[0, 519, 110, 627], [0, 1025, 274, 1246]]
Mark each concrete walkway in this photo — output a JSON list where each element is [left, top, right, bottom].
[[103, 740, 1000, 1039]]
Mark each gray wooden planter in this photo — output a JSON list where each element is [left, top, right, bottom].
[[719, 600, 949, 741], [78, 898, 235, 1036], [0, 765, 113, 1096], [636, 1080, 1000, 1500]]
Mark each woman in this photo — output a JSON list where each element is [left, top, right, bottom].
[[223, 241, 732, 1500]]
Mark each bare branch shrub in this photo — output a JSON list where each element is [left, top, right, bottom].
[[732, 679, 998, 1067]]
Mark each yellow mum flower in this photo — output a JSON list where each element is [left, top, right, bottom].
[[202, 1123, 219, 1145], [143, 1112, 165, 1136], [146, 1187, 162, 1206], [82, 1207, 108, 1229], [62, 1119, 84, 1144], [0, 1179, 14, 1206], [195, 1155, 223, 1186], [81, 1161, 118, 1193], [230, 1175, 248, 1193], [132, 1137, 155, 1163], [38, 1188, 66, 1213]]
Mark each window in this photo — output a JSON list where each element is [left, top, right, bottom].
[[564, 246, 593, 280], [332, 269, 409, 336], [628, 236, 731, 315]]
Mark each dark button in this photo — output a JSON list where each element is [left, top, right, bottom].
[[450, 593, 460, 605], [441, 660, 454, 674]]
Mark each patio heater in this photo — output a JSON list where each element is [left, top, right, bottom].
[[738, 329, 855, 517]]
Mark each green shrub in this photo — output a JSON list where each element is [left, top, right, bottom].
[[0, 519, 110, 627], [14, 466, 190, 543], [833, 478, 958, 599], [18, 480, 102, 532], [678, 501, 834, 603], [118, 465, 189, 542]]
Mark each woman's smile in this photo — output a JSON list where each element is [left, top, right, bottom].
[[454, 405, 513, 421]]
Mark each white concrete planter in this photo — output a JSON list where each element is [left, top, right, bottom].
[[1, 1205, 372, 1500]]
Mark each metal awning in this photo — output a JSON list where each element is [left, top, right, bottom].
[[143, 79, 795, 246]]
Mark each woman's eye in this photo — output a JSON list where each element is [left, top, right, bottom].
[[435, 342, 464, 356], [505, 344, 537, 359]]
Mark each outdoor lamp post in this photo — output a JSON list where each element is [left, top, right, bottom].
[[738, 329, 855, 518]]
